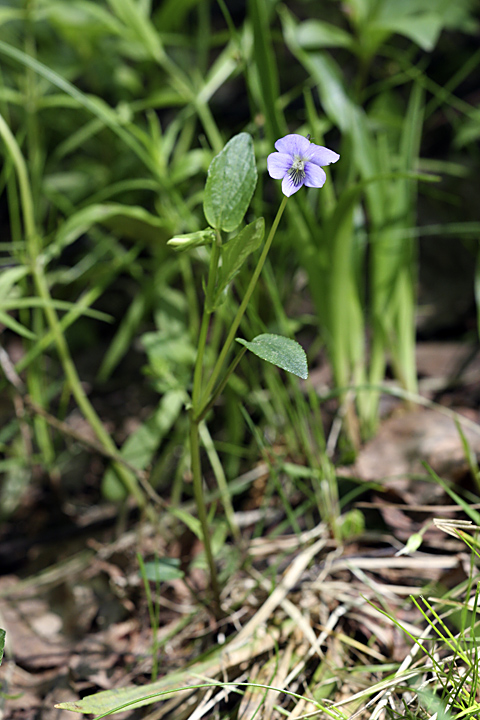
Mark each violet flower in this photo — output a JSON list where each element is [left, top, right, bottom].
[[267, 134, 340, 197]]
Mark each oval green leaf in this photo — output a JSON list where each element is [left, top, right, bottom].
[[203, 133, 257, 232], [236, 334, 308, 379]]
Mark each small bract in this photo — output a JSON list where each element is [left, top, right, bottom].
[[267, 134, 340, 197]]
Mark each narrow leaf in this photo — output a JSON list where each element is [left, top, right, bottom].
[[140, 558, 184, 582], [236, 334, 308, 379], [295, 19, 354, 49], [0, 266, 28, 299], [0, 40, 156, 175], [168, 507, 202, 539], [45, 203, 168, 263], [248, 0, 285, 141], [0, 310, 36, 340], [203, 133, 257, 232], [101, 390, 184, 501], [106, 0, 164, 61]]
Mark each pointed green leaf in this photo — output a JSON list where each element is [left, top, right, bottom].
[[45, 203, 168, 263], [203, 133, 257, 232], [140, 558, 184, 582], [0, 310, 36, 340], [236, 334, 308, 379], [295, 19, 354, 49], [372, 14, 443, 52], [168, 507, 202, 539], [212, 218, 264, 309], [0, 266, 29, 299]]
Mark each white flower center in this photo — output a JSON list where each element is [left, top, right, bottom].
[[288, 155, 306, 186]]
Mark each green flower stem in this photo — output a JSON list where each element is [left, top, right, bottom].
[[0, 112, 150, 514], [190, 233, 223, 616], [200, 195, 288, 408], [189, 418, 222, 617], [195, 346, 247, 424], [191, 236, 221, 407]]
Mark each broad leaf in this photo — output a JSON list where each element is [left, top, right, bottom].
[[372, 14, 443, 51], [236, 334, 308, 379], [203, 133, 257, 232], [212, 218, 264, 309]]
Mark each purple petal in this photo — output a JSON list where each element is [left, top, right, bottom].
[[274, 134, 311, 158], [308, 144, 340, 167], [304, 162, 326, 189], [267, 152, 292, 179], [282, 172, 305, 197]]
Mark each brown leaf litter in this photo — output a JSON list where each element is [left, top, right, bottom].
[[2, 341, 480, 718]]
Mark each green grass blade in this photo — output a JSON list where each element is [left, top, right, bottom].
[[248, 0, 286, 142], [0, 310, 36, 340], [0, 40, 159, 177]]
